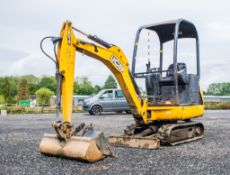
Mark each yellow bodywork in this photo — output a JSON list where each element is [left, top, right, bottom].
[[57, 22, 76, 122], [57, 21, 204, 125]]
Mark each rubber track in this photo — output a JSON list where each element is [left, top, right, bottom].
[[158, 121, 204, 145]]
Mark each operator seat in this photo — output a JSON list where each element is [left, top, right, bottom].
[[175, 62, 189, 85], [160, 62, 188, 86], [159, 62, 189, 103]]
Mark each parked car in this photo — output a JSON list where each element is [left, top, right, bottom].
[[83, 89, 131, 115]]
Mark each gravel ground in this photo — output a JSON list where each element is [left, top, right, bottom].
[[0, 110, 229, 175]]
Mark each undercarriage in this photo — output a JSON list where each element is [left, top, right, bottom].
[[109, 120, 204, 149]]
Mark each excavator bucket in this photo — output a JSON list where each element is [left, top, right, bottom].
[[39, 131, 113, 162]]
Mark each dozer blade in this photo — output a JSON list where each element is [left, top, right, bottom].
[[108, 135, 160, 149], [39, 131, 113, 162]]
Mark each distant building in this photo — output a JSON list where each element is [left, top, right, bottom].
[[50, 95, 90, 107]]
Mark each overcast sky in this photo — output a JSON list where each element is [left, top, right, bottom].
[[0, 0, 230, 90]]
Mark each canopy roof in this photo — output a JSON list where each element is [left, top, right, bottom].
[[139, 19, 198, 43]]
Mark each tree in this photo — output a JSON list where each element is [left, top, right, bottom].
[[74, 81, 80, 94], [207, 83, 230, 95], [0, 77, 4, 93], [39, 76, 56, 93], [0, 95, 5, 104], [28, 83, 40, 95], [78, 77, 96, 95], [103, 75, 117, 89], [1, 78, 11, 104], [18, 79, 29, 100], [21, 74, 40, 84], [35, 88, 54, 106], [0, 77, 18, 104], [1, 77, 17, 104], [94, 85, 101, 93], [8, 77, 18, 102], [21, 75, 40, 95]]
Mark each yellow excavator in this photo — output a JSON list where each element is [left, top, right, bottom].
[[39, 19, 204, 162]]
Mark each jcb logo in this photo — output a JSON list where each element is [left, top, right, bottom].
[[111, 56, 124, 72]]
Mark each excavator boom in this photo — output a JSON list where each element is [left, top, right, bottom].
[[60, 22, 144, 123]]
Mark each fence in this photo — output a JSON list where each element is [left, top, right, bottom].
[[204, 96, 230, 102]]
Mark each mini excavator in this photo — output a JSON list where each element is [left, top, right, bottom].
[[39, 19, 204, 162]]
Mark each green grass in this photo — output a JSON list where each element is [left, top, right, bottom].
[[205, 101, 230, 110], [0, 106, 84, 114]]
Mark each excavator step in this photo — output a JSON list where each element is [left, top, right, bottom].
[[158, 121, 204, 145], [108, 135, 160, 149]]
